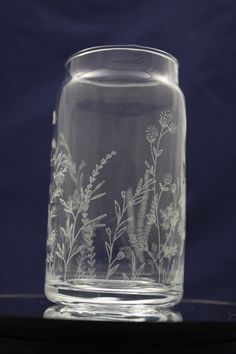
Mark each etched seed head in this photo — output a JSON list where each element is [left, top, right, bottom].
[[129, 234, 148, 251], [163, 244, 178, 259], [159, 109, 173, 128], [145, 125, 159, 143], [163, 173, 172, 186]]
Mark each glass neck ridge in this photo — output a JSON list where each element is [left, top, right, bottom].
[[66, 45, 179, 85]]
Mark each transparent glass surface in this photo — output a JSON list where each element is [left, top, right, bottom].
[[0, 295, 236, 322], [45, 45, 187, 307]]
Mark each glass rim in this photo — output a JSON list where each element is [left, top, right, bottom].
[[65, 44, 179, 67]]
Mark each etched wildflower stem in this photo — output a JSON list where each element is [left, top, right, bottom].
[[158, 224, 175, 263], [105, 194, 129, 280], [105, 178, 154, 279], [144, 110, 178, 282], [147, 127, 168, 262]]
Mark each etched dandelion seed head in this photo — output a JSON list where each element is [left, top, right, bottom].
[[159, 109, 173, 127], [168, 122, 178, 134], [145, 125, 159, 144]]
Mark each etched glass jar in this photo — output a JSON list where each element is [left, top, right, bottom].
[[45, 45, 186, 308]]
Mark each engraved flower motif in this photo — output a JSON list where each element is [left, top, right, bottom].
[[163, 244, 178, 259], [160, 203, 180, 231], [159, 110, 177, 134], [145, 125, 159, 144]]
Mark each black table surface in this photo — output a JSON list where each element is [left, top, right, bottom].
[[0, 295, 236, 353]]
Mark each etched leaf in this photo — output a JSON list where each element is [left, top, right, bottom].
[[109, 264, 120, 276], [117, 251, 125, 260], [114, 226, 127, 241], [157, 149, 163, 157], [136, 178, 143, 192], [121, 191, 126, 199], [114, 200, 121, 221], [93, 180, 105, 194], [119, 217, 133, 228], [106, 228, 111, 237], [130, 196, 145, 206], [57, 242, 63, 254], [145, 160, 151, 169], [141, 178, 155, 189], [86, 214, 107, 225], [131, 250, 136, 265], [60, 227, 68, 237], [93, 223, 106, 228], [70, 246, 84, 258], [122, 273, 129, 280], [88, 259, 95, 267], [92, 169, 98, 178], [89, 176, 95, 184], [55, 251, 64, 260], [136, 263, 146, 278], [59, 198, 73, 214], [105, 242, 110, 255], [90, 192, 106, 201]]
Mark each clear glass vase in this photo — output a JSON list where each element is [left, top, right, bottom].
[[45, 45, 186, 308]]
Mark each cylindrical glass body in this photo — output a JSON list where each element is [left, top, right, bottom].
[[45, 45, 186, 307]]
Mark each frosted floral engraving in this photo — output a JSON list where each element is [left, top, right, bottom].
[[47, 109, 185, 285], [47, 120, 117, 280]]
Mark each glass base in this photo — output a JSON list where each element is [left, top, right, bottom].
[[45, 279, 183, 308], [44, 303, 182, 322]]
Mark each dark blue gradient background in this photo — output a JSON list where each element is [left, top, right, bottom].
[[0, 0, 235, 301]]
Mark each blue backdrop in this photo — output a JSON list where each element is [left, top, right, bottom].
[[0, 0, 235, 301]]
